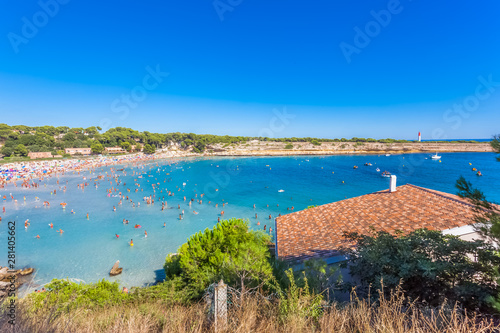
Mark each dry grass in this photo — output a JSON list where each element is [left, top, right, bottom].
[[1, 290, 499, 333]]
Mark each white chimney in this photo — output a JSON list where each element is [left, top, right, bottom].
[[390, 175, 397, 192]]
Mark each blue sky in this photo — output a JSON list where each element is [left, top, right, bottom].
[[1, 0, 499, 139]]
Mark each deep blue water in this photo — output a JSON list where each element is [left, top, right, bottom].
[[1, 153, 499, 291]]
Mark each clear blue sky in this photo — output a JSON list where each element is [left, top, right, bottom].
[[1, 0, 499, 139]]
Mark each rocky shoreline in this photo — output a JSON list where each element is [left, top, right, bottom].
[[0, 266, 35, 299], [200, 141, 493, 157]]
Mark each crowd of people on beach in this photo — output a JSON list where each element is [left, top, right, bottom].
[[0, 153, 176, 186], [1, 154, 278, 251]]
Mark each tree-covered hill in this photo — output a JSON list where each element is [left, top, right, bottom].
[[0, 123, 414, 158]]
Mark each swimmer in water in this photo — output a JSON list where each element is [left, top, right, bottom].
[[113, 206, 116, 212], [115, 234, 119, 238], [163, 222, 166, 227], [49, 222, 53, 228], [129, 239, 134, 246], [36, 235, 40, 239], [145, 230, 147, 237], [57, 229, 64, 234]]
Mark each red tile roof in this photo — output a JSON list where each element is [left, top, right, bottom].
[[275, 184, 478, 262]]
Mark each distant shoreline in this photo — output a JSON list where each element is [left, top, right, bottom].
[[201, 141, 494, 157], [0, 142, 493, 184]]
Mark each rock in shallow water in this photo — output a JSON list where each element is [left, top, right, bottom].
[[109, 260, 123, 276]]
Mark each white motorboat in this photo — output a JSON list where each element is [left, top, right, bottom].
[[431, 153, 441, 160]]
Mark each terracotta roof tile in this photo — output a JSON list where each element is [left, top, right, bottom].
[[275, 184, 479, 262]]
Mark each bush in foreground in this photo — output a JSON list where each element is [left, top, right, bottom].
[[164, 218, 274, 297], [342, 228, 500, 312], [2, 287, 499, 333]]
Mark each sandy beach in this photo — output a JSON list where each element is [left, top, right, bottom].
[[1, 141, 492, 185]]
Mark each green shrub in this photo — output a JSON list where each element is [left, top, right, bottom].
[[278, 269, 323, 323], [342, 228, 500, 312], [27, 279, 130, 314], [165, 218, 274, 296], [284, 144, 293, 149]]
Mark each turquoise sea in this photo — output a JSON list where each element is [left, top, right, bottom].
[[1, 153, 499, 291]]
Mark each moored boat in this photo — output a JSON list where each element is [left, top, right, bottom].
[[431, 153, 441, 159]]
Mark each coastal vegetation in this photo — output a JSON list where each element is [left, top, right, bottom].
[[3, 287, 498, 332], [4, 220, 500, 332], [164, 218, 274, 296], [1, 122, 468, 159], [342, 229, 500, 312], [1, 134, 499, 332]]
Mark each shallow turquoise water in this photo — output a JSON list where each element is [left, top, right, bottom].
[[1, 153, 499, 290]]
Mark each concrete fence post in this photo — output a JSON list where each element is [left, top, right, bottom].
[[214, 279, 227, 331]]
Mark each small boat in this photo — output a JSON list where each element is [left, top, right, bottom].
[[385, 154, 391, 156], [353, 166, 358, 169], [431, 153, 441, 160], [364, 163, 372, 166], [376, 168, 380, 172], [278, 189, 285, 193], [477, 171, 482, 176], [381, 171, 391, 178]]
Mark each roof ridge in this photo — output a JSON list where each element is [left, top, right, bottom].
[[404, 183, 477, 209]]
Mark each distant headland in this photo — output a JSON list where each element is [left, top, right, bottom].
[[0, 124, 493, 162]]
